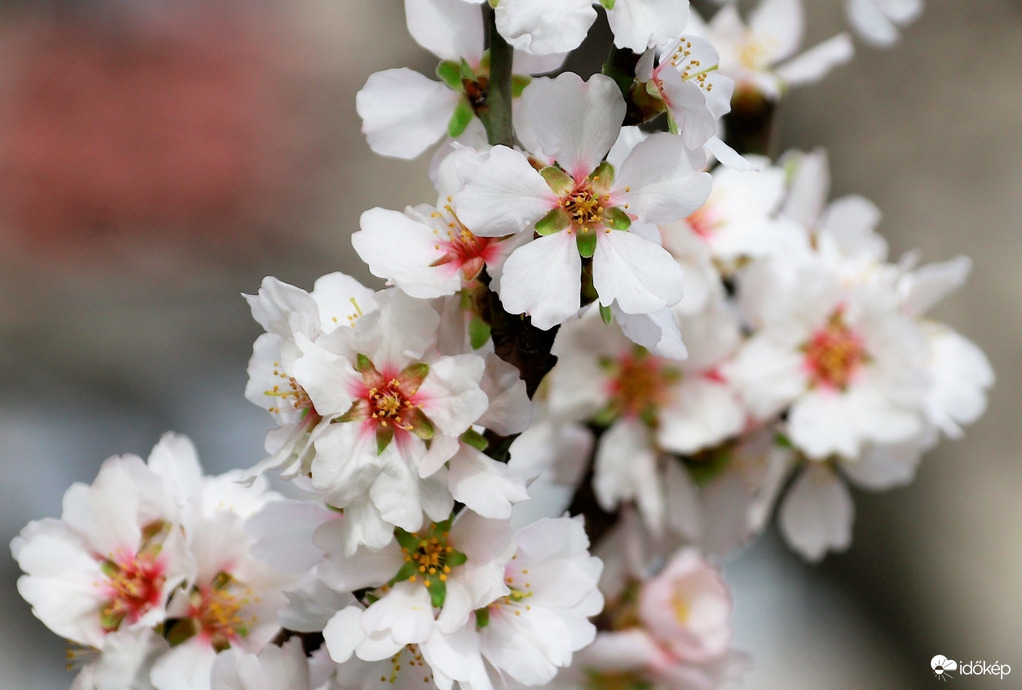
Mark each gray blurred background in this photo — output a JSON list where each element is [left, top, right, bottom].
[[0, 0, 1017, 687]]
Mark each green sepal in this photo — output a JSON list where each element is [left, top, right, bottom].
[[511, 74, 532, 98], [355, 353, 375, 374], [576, 231, 597, 258], [338, 398, 370, 423], [428, 578, 447, 608], [165, 618, 199, 647], [603, 206, 632, 231], [540, 165, 575, 195], [397, 362, 430, 394], [588, 161, 615, 192], [475, 607, 490, 629], [460, 428, 489, 451], [448, 100, 475, 138], [99, 608, 125, 632], [376, 424, 394, 455], [478, 50, 490, 72], [536, 208, 569, 236], [666, 112, 680, 135], [600, 303, 613, 324], [406, 407, 435, 441], [599, 0, 616, 8], [387, 560, 419, 587], [446, 548, 468, 567], [436, 60, 464, 90], [591, 401, 619, 428], [395, 528, 420, 551], [459, 58, 476, 81], [469, 316, 492, 349], [211, 571, 233, 590]]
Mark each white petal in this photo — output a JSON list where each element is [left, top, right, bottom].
[[494, 0, 597, 55], [841, 442, 923, 490], [448, 445, 529, 519], [362, 582, 436, 646], [454, 145, 556, 236], [517, 73, 625, 180], [417, 354, 489, 436], [353, 208, 460, 298], [845, 0, 901, 47], [499, 232, 582, 329], [657, 378, 745, 454], [615, 133, 712, 222], [775, 33, 855, 87], [779, 464, 854, 562], [607, 0, 689, 52], [749, 0, 804, 62], [614, 307, 688, 360], [899, 255, 971, 317], [405, 0, 484, 62], [356, 68, 460, 159], [592, 228, 685, 315]]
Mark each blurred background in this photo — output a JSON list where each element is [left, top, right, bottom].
[[0, 0, 1017, 687]]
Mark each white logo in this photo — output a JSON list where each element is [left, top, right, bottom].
[[931, 655, 1012, 681], [931, 655, 957, 681]]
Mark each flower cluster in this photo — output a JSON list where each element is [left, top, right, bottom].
[[13, 0, 991, 688]]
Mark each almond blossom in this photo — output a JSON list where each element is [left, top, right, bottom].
[[692, 0, 854, 100], [356, 0, 564, 159], [454, 72, 711, 329]]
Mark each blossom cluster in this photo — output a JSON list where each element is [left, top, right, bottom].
[[13, 0, 991, 689]]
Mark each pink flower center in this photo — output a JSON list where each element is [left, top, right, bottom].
[[803, 312, 866, 390], [368, 378, 417, 430], [189, 573, 252, 652], [563, 183, 606, 230], [607, 352, 675, 421], [99, 552, 166, 631], [686, 201, 721, 240], [431, 202, 497, 281]]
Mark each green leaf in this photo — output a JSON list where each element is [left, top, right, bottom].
[[376, 424, 394, 455], [448, 100, 475, 138], [460, 428, 489, 451], [539, 165, 574, 195], [576, 231, 597, 258], [599, 0, 616, 8], [428, 578, 447, 608], [603, 206, 632, 231], [511, 74, 532, 98], [469, 316, 491, 350], [535, 207, 569, 236], [436, 60, 463, 90], [600, 303, 613, 324]]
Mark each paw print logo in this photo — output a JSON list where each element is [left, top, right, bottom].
[[931, 655, 957, 681]]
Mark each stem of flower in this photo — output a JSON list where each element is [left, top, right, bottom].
[[482, 8, 514, 147]]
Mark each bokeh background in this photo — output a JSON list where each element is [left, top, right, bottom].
[[0, 0, 1017, 687]]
